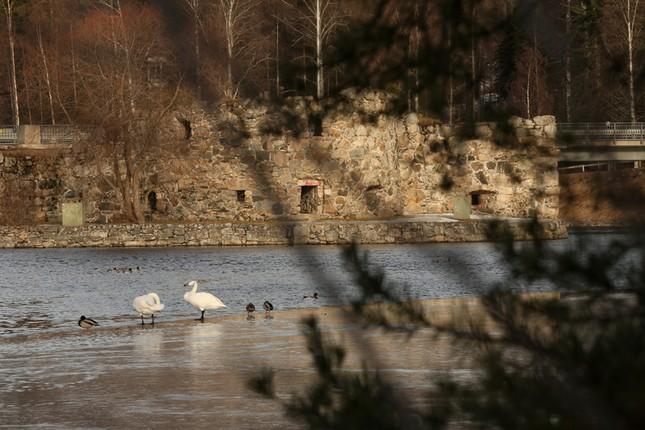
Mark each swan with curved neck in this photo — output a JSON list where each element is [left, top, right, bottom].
[[183, 280, 227, 322], [133, 292, 165, 325]]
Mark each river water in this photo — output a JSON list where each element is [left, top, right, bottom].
[[0, 242, 524, 337], [0, 233, 630, 428]]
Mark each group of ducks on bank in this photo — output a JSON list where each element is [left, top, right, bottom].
[[244, 301, 273, 317], [77, 280, 301, 329]]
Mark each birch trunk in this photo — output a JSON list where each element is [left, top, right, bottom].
[[315, 0, 324, 99], [70, 25, 78, 109], [526, 66, 531, 119], [533, 29, 541, 115], [37, 27, 56, 125], [565, 0, 571, 122], [193, 3, 201, 98], [625, 0, 638, 123], [275, 18, 280, 97], [285, 0, 342, 99], [4, 0, 20, 125], [448, 74, 454, 125], [22, 61, 32, 123], [223, 0, 235, 97], [448, 26, 454, 125], [470, 4, 478, 120], [408, 3, 420, 112], [627, 34, 636, 122]]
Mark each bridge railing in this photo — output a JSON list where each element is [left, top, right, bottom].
[[0, 126, 18, 144], [40, 125, 90, 144], [0, 125, 92, 145], [558, 122, 645, 145]]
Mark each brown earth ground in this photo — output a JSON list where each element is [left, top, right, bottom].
[[560, 169, 645, 227]]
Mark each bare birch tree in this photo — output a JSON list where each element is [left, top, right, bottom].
[[266, 0, 284, 97], [604, 0, 643, 123], [218, 0, 261, 99], [565, 0, 572, 122], [36, 26, 56, 124], [408, 2, 420, 112], [283, 0, 344, 99], [508, 43, 553, 119], [3, 0, 20, 125]]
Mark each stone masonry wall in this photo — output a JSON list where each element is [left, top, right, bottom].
[[0, 218, 566, 249], [0, 94, 559, 225]]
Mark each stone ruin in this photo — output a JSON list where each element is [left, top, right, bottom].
[[0, 92, 559, 225]]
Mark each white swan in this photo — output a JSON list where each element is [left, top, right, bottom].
[[133, 292, 165, 325], [184, 280, 227, 322]]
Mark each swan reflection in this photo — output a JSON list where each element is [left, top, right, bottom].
[[188, 323, 224, 367]]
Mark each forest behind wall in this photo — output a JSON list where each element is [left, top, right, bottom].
[[0, 0, 643, 126]]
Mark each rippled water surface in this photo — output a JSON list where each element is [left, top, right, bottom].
[[0, 242, 522, 337], [0, 233, 629, 428]]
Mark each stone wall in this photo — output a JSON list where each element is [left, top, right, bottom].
[[0, 218, 566, 249], [0, 94, 559, 225], [0, 149, 67, 223]]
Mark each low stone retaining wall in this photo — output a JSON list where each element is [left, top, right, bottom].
[[0, 218, 566, 249]]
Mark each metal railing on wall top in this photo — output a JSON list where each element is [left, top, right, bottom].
[[0, 126, 18, 144], [558, 122, 645, 144], [0, 125, 91, 145]]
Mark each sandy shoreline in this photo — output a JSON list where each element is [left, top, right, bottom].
[[1, 293, 561, 344], [0, 296, 482, 343]]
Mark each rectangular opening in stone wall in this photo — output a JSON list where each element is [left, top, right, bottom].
[[471, 193, 481, 206], [470, 190, 496, 214], [236, 190, 246, 203], [309, 115, 323, 137], [300, 186, 319, 214], [147, 191, 158, 212]]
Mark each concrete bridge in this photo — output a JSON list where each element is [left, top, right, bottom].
[[558, 122, 645, 164]]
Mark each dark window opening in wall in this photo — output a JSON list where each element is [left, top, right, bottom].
[[471, 193, 481, 206], [148, 191, 158, 212], [300, 186, 319, 214], [236, 190, 246, 203], [309, 115, 323, 137], [178, 118, 192, 139]]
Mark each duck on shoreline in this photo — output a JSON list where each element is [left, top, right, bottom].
[[263, 301, 274, 316], [78, 315, 98, 329]]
